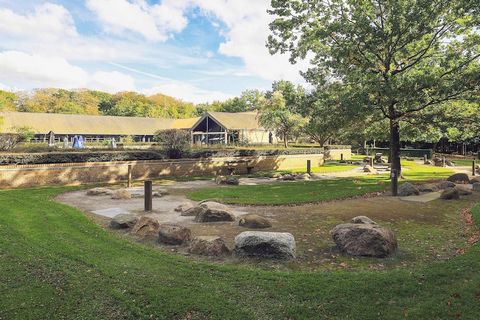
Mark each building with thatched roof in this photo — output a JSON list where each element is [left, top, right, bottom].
[[0, 111, 275, 145]]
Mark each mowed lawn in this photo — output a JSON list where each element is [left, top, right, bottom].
[[188, 161, 454, 205], [1, 187, 480, 319]]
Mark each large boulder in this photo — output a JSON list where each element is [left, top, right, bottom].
[[331, 224, 397, 258], [437, 181, 456, 190], [234, 231, 296, 259], [188, 236, 230, 256], [447, 173, 470, 184], [215, 175, 239, 185], [445, 160, 455, 167], [440, 188, 460, 200], [110, 214, 138, 229], [111, 189, 131, 200], [279, 174, 296, 181], [433, 157, 444, 167], [87, 187, 113, 196], [131, 216, 160, 236], [239, 214, 272, 229], [182, 206, 207, 217], [158, 224, 192, 245], [351, 216, 377, 225], [397, 182, 420, 196], [473, 183, 480, 192]]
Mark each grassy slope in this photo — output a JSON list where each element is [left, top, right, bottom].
[[1, 187, 480, 319], [188, 162, 454, 205]]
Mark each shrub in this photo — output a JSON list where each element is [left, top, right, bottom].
[[154, 129, 190, 159], [0, 127, 35, 151]]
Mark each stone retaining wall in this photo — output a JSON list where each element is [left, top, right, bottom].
[[0, 153, 326, 189]]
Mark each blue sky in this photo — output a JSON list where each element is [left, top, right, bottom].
[[0, 0, 305, 103]]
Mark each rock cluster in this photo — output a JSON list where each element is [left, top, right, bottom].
[[215, 175, 240, 185], [397, 183, 420, 196]]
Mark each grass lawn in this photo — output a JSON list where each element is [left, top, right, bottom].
[[188, 161, 454, 205], [1, 187, 480, 319], [290, 162, 358, 174]]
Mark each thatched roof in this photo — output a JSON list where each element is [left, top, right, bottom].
[[194, 111, 263, 130], [0, 112, 197, 135]]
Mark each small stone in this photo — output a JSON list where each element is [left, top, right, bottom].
[[296, 173, 311, 181], [215, 175, 239, 185], [351, 216, 377, 225], [417, 183, 438, 192], [188, 236, 230, 256], [437, 181, 456, 189], [110, 214, 138, 229], [473, 183, 480, 192], [455, 186, 472, 196], [363, 165, 378, 174], [111, 189, 131, 200], [174, 203, 194, 213], [86, 187, 113, 196], [158, 224, 192, 245], [239, 214, 272, 229]]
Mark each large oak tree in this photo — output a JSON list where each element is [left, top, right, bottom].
[[268, 0, 480, 195]]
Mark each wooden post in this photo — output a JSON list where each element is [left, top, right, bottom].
[[144, 180, 152, 212], [340, 153, 344, 161], [127, 164, 132, 188], [307, 160, 311, 174], [391, 169, 398, 196], [473, 160, 476, 177]]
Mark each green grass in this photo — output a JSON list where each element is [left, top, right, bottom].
[[290, 162, 358, 174], [472, 203, 480, 226], [447, 159, 477, 167], [2, 187, 480, 319], [188, 161, 454, 205]]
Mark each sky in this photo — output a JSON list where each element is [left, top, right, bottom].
[[0, 0, 307, 103]]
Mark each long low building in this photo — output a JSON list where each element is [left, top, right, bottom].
[[0, 111, 277, 145]]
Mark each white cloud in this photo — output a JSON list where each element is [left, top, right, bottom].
[[0, 51, 136, 93], [144, 82, 232, 103], [189, 0, 307, 83], [0, 3, 78, 41], [86, 0, 189, 42], [0, 51, 88, 88], [90, 71, 136, 93]]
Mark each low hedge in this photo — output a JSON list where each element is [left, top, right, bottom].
[[0, 151, 165, 165], [0, 148, 329, 165]]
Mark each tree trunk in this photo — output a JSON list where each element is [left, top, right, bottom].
[[389, 118, 401, 196], [283, 133, 288, 148]]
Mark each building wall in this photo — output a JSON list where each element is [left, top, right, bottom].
[[0, 153, 325, 189], [240, 129, 277, 144]]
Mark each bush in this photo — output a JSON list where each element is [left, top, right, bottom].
[[0, 127, 35, 151], [0, 151, 165, 165], [154, 129, 191, 159]]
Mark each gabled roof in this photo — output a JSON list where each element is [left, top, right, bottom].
[[192, 111, 263, 131], [0, 112, 195, 135]]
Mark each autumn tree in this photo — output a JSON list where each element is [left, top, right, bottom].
[[268, 0, 480, 195]]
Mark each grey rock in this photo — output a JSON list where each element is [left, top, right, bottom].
[[131, 216, 160, 236], [175, 203, 195, 213], [239, 214, 272, 229], [158, 224, 192, 245], [437, 181, 456, 189], [110, 213, 138, 229], [473, 183, 480, 192], [446, 173, 470, 184], [188, 236, 230, 256], [331, 223, 397, 258], [86, 187, 113, 196], [440, 188, 460, 200], [234, 231, 296, 259], [351, 216, 377, 225], [397, 182, 420, 196]]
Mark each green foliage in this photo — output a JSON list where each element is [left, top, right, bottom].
[[0, 90, 16, 111], [259, 91, 306, 148], [0, 126, 35, 151], [268, 0, 480, 188], [154, 129, 191, 159]]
